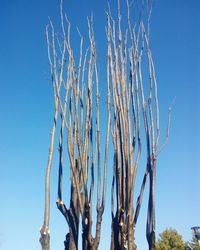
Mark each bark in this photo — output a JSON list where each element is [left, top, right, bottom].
[[82, 204, 103, 250], [110, 215, 120, 250], [111, 218, 137, 250], [82, 202, 90, 250], [40, 232, 50, 250], [65, 184, 80, 250], [146, 165, 156, 250], [127, 210, 137, 250]]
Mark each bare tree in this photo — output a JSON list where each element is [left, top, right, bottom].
[[107, 1, 171, 249], [39, 17, 60, 250], [40, 1, 110, 249], [40, 1, 171, 249]]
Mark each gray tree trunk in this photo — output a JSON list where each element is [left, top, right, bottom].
[[40, 232, 50, 250]]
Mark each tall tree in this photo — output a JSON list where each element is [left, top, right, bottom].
[[40, 1, 169, 249], [40, 1, 110, 249], [108, 0, 170, 249]]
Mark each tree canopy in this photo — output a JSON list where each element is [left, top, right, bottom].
[[156, 228, 200, 250], [156, 228, 187, 250]]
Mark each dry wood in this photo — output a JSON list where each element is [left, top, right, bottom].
[[40, 1, 170, 249]]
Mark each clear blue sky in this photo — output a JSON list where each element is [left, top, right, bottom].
[[0, 0, 199, 249]]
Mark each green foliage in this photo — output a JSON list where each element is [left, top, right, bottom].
[[156, 228, 200, 250], [155, 228, 187, 250]]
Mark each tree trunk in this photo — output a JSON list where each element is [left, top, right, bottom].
[[127, 219, 137, 250], [40, 232, 50, 250], [64, 185, 80, 250], [82, 202, 92, 250], [110, 215, 120, 250], [110, 213, 137, 250]]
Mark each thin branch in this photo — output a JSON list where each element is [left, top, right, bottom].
[[157, 97, 176, 155]]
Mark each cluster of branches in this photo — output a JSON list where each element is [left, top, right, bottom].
[[108, 1, 159, 249], [40, 1, 110, 249], [40, 1, 171, 250]]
